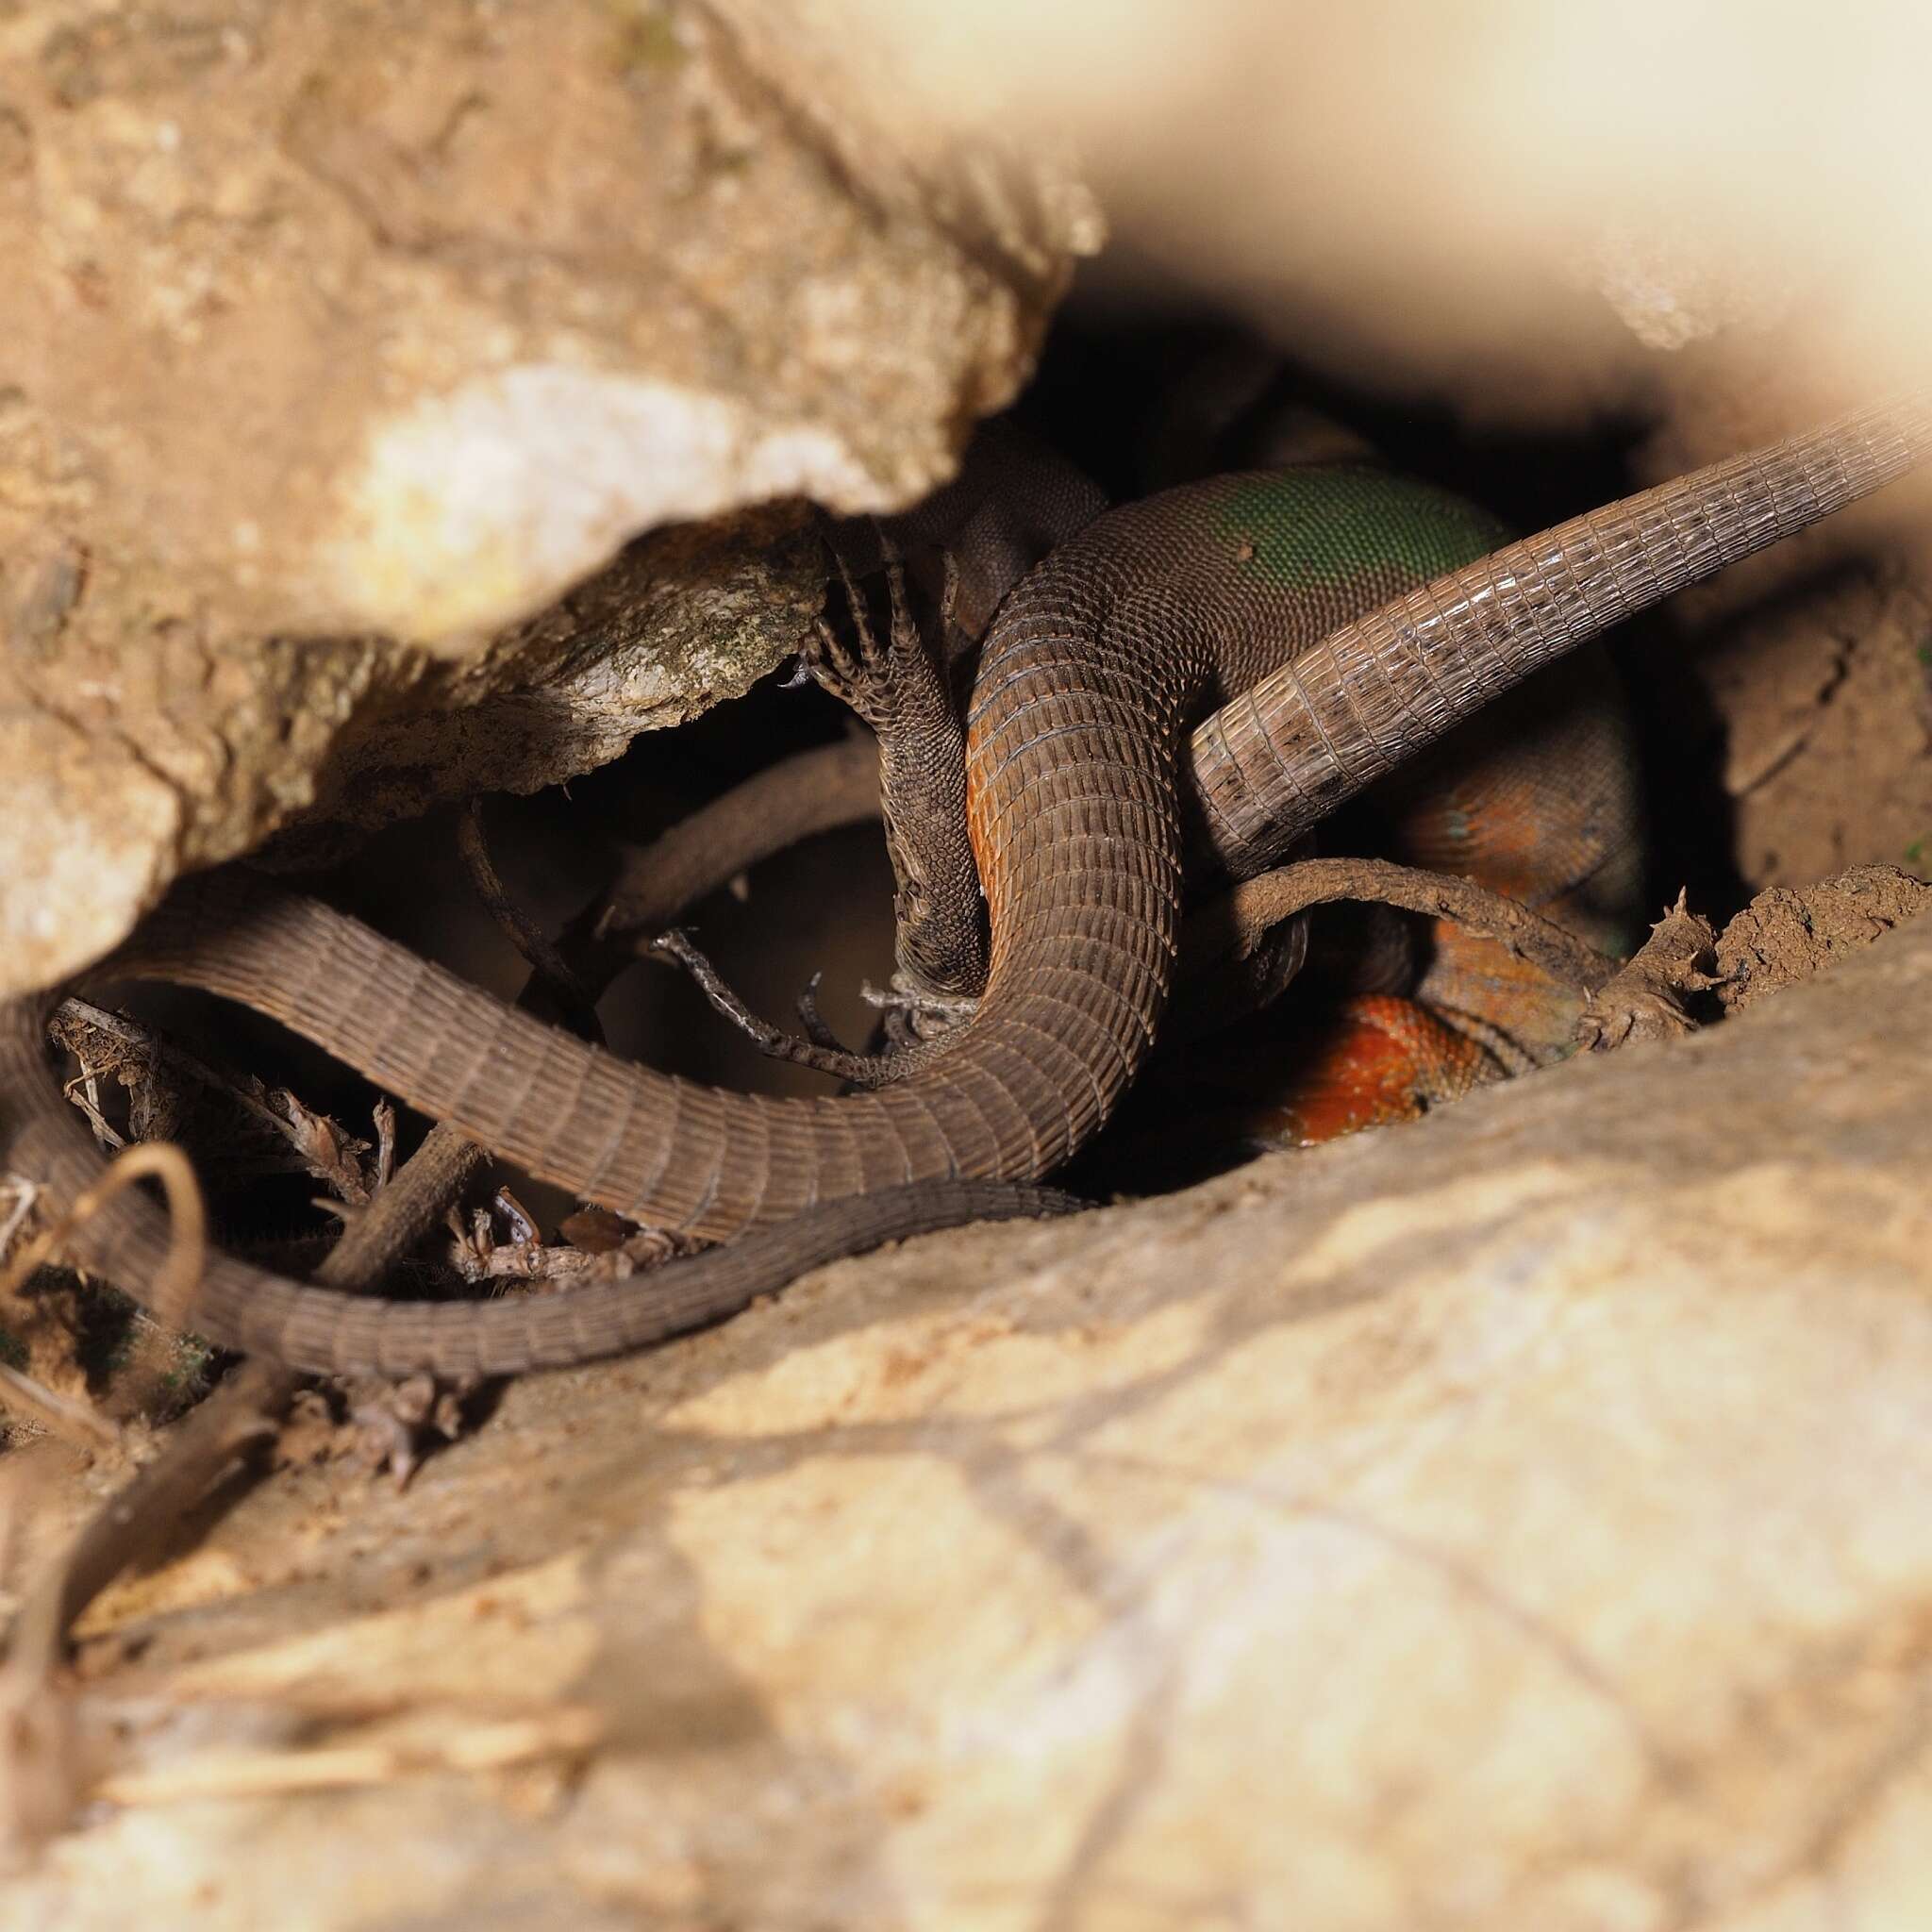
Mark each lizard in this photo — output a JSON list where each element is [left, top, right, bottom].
[[1, 393, 1925, 1376], [703, 411, 1637, 1122]]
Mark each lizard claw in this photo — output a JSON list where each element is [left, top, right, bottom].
[[808, 525, 949, 729]]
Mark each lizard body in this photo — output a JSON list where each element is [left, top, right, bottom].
[[3, 396, 1925, 1374]]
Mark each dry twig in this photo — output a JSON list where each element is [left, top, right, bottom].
[[50, 999, 381, 1203], [94, 1706, 604, 1807]]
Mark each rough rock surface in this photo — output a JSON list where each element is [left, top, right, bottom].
[[11, 906, 1932, 1929], [1618, 351, 1932, 906], [0, 0, 1094, 994]]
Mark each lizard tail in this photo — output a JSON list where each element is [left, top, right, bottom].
[[0, 990, 1077, 1374], [1189, 392, 1932, 879]]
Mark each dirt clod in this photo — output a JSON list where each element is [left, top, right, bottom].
[[1714, 862, 1932, 1011]]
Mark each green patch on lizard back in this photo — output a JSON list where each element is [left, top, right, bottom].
[[1214, 465, 1513, 599]]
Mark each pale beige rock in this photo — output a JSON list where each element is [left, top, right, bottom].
[[3, 0, 1085, 643], [0, 498, 826, 992], [0, 0, 1093, 994], [809, 0, 1932, 417], [1568, 215, 1796, 353], [11, 908, 1932, 1929]]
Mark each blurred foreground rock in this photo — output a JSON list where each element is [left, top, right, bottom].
[[12, 904, 1932, 1929]]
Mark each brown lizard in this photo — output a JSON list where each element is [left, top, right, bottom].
[[2, 394, 1925, 1374]]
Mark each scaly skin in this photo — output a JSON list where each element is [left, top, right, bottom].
[[858, 457, 1641, 1107], [1254, 635, 1644, 1140], [815, 420, 1111, 1003], [4, 396, 1926, 1374]]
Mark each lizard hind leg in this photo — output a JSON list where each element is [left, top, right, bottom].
[[810, 525, 991, 1006], [649, 931, 974, 1091]]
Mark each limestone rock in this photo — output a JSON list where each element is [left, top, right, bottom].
[[15, 903, 1932, 1928]]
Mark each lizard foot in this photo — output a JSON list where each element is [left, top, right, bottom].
[[791, 972, 960, 1063], [652, 928, 908, 1089], [808, 530, 954, 731], [858, 973, 979, 1051]]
